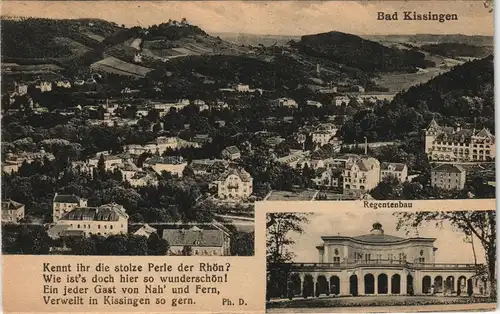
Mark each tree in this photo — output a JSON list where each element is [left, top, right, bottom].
[[182, 245, 193, 256], [267, 213, 309, 264], [147, 232, 169, 255], [394, 210, 496, 298], [17, 225, 50, 254], [266, 213, 309, 298], [230, 232, 254, 256], [128, 235, 149, 255], [97, 154, 106, 177]]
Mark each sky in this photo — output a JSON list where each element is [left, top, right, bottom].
[[1, 1, 494, 36], [287, 211, 486, 264]]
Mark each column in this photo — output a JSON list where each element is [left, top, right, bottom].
[[326, 278, 330, 296], [401, 274, 407, 295], [388, 274, 392, 295], [312, 278, 316, 298], [374, 275, 378, 295], [358, 273, 365, 295], [340, 273, 350, 296], [299, 274, 305, 297]]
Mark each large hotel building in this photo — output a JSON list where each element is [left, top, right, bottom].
[[424, 119, 495, 162], [269, 223, 488, 298]]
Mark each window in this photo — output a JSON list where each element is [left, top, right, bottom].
[[333, 257, 340, 264], [98, 225, 100, 229], [110, 225, 113, 230], [365, 254, 371, 262], [418, 257, 425, 263]]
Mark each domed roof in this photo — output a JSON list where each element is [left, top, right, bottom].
[[353, 233, 406, 243], [352, 222, 405, 243]]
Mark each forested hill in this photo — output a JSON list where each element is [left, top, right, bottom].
[[291, 31, 435, 73], [1, 17, 122, 59], [420, 43, 493, 58], [340, 55, 494, 143], [392, 55, 494, 118]]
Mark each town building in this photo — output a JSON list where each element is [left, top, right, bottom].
[[424, 119, 496, 162], [431, 164, 466, 190], [34, 80, 52, 92], [162, 226, 231, 256], [306, 100, 323, 108], [192, 99, 209, 111], [88, 153, 126, 172], [1, 200, 25, 223], [342, 156, 381, 192], [55, 80, 72, 88], [221, 146, 241, 161], [49, 203, 129, 238], [334, 96, 351, 106], [127, 171, 159, 187], [380, 163, 408, 182], [236, 84, 250, 92], [132, 223, 157, 238], [52, 194, 88, 222], [214, 167, 253, 200], [275, 98, 298, 108], [14, 82, 28, 95], [190, 159, 229, 175], [311, 130, 336, 147], [143, 156, 187, 177], [271, 222, 486, 298], [312, 168, 343, 190], [2, 150, 56, 174]]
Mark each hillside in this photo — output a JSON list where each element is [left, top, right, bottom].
[[419, 43, 493, 59], [291, 31, 434, 73], [393, 55, 494, 118], [363, 34, 493, 47], [1, 17, 122, 59], [340, 55, 494, 142]]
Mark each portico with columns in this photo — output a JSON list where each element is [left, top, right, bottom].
[[270, 222, 488, 299]]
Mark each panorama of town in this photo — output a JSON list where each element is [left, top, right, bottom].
[[1, 16, 495, 255]]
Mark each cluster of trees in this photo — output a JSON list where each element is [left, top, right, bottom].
[[340, 56, 494, 143], [420, 43, 493, 58], [1, 18, 120, 60], [394, 210, 496, 298], [266, 213, 310, 299], [293, 31, 435, 73]]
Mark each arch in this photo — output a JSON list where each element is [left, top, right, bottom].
[[422, 276, 432, 294], [378, 274, 388, 294], [445, 276, 455, 295], [303, 274, 314, 298], [407, 274, 414, 295], [434, 276, 443, 294], [467, 278, 473, 297], [364, 274, 375, 295], [316, 275, 328, 297], [330, 275, 340, 296], [391, 274, 401, 294], [457, 276, 467, 296], [345, 184, 351, 189], [349, 275, 358, 296]]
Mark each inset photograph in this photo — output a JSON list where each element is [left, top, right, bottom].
[[266, 210, 496, 312]]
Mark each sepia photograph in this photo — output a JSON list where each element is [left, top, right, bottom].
[[266, 210, 496, 312], [0, 0, 494, 257]]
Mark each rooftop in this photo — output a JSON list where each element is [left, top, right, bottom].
[[60, 203, 128, 221], [53, 194, 84, 204], [2, 199, 24, 211], [162, 227, 227, 247], [432, 164, 466, 173]]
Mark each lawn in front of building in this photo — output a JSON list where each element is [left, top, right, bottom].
[[266, 295, 495, 309]]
